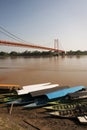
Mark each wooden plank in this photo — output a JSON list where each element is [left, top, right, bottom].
[[9, 103, 14, 115], [77, 116, 87, 123], [24, 119, 40, 130]]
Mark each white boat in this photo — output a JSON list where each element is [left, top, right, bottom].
[[16, 83, 59, 95], [23, 82, 51, 89]]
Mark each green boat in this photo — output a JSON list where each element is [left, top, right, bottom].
[[44, 96, 87, 111], [0, 93, 33, 104], [48, 104, 87, 118], [44, 104, 78, 111]]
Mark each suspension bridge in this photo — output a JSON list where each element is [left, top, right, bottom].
[[0, 40, 65, 53], [0, 26, 65, 54]]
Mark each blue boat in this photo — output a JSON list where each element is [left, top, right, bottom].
[[46, 86, 85, 100]]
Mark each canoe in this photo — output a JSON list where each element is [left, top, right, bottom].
[[3, 94, 33, 105], [49, 110, 86, 118], [22, 83, 51, 89], [49, 104, 87, 118], [49, 110, 76, 118], [46, 86, 85, 100], [68, 89, 87, 100], [44, 104, 78, 111], [44, 100, 87, 111], [23, 102, 46, 108], [16, 83, 59, 95], [0, 92, 18, 103], [23, 95, 48, 108], [48, 94, 87, 105], [30, 86, 69, 97], [5, 98, 33, 105]]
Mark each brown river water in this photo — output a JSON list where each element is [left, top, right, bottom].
[[0, 55, 87, 87]]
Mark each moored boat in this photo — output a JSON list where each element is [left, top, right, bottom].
[[48, 104, 87, 118], [16, 83, 59, 95], [46, 86, 85, 100], [44, 104, 78, 111], [68, 88, 87, 100]]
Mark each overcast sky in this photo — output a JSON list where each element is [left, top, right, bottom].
[[0, 0, 87, 52]]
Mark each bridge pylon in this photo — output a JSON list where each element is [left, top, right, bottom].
[[54, 39, 59, 55], [54, 39, 65, 56], [54, 39, 59, 51]]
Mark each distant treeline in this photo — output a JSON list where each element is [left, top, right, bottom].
[[66, 50, 87, 55], [0, 51, 55, 57], [0, 50, 87, 57]]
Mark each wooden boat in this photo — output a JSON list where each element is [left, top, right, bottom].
[[49, 110, 76, 118], [30, 86, 69, 97], [0, 84, 20, 94], [0, 93, 16, 100], [23, 95, 48, 108], [48, 94, 87, 106], [16, 83, 59, 95], [5, 98, 33, 105], [0, 84, 20, 90], [0, 84, 19, 103], [22, 83, 51, 89], [46, 95, 87, 112], [2, 94, 33, 105], [68, 89, 87, 100], [44, 99, 87, 111], [44, 104, 78, 111], [0, 95, 17, 103], [49, 104, 87, 118], [46, 86, 85, 100]]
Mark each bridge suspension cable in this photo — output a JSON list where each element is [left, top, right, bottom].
[[0, 26, 65, 53], [0, 25, 29, 43]]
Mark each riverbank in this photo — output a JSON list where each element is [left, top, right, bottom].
[[0, 69, 87, 129], [0, 104, 87, 130]]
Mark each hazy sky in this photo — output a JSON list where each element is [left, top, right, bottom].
[[0, 0, 87, 52]]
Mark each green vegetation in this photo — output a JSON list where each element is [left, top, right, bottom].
[[66, 50, 87, 55], [0, 50, 55, 57], [1, 50, 87, 57]]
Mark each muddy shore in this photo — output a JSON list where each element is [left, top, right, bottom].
[[1, 106, 87, 130], [0, 68, 87, 130]]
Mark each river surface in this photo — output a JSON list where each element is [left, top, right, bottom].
[[0, 55, 87, 86]]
